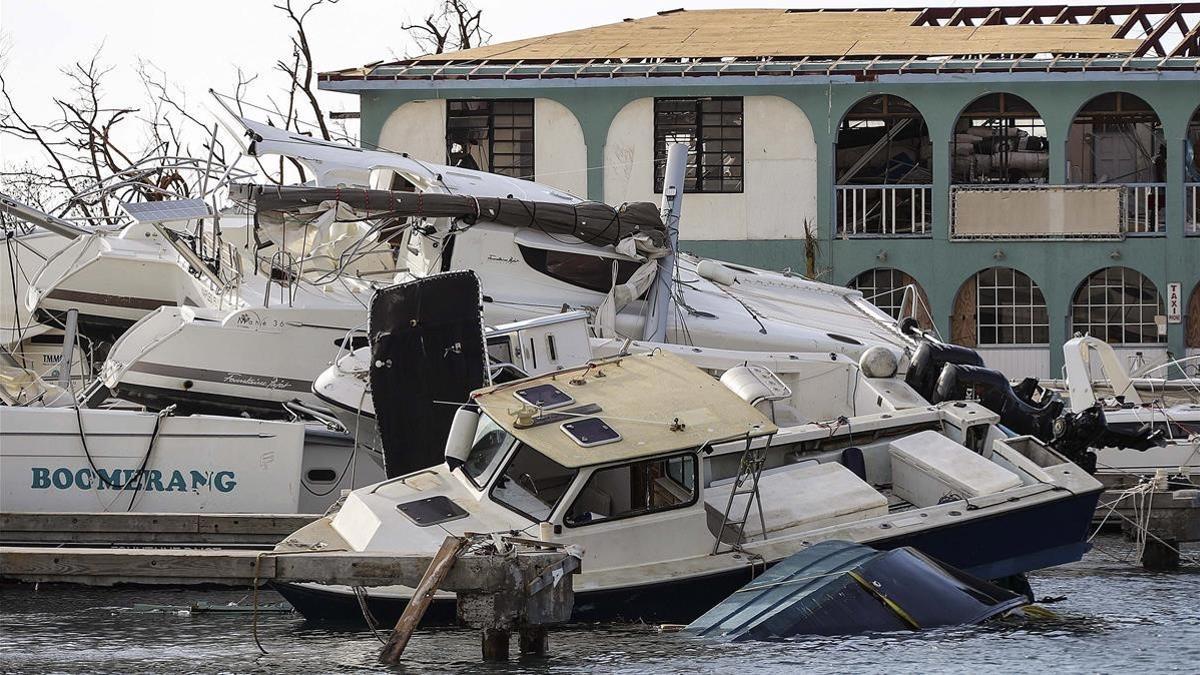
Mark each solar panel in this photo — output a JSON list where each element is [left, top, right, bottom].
[[119, 199, 212, 224]]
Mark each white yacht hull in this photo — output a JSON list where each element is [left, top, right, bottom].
[[101, 303, 367, 417], [0, 406, 383, 514]]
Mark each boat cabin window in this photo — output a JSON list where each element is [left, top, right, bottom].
[[564, 453, 697, 527], [518, 245, 641, 294], [486, 335, 515, 367], [490, 444, 577, 522], [462, 415, 517, 489]]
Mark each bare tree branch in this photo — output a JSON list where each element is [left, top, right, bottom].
[[402, 0, 491, 55]]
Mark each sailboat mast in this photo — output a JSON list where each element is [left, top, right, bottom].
[[643, 142, 687, 342]]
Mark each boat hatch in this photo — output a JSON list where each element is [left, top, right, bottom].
[[561, 418, 621, 447], [513, 383, 574, 410], [396, 496, 469, 526]]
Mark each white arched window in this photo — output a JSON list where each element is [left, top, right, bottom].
[[847, 268, 932, 329], [976, 267, 1049, 345], [1071, 267, 1165, 344]]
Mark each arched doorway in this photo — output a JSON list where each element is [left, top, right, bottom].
[[846, 267, 933, 330], [952, 93, 1047, 185], [835, 95, 932, 236], [1068, 93, 1164, 233]]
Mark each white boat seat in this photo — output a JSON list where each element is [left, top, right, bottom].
[[704, 461, 888, 540], [888, 430, 1022, 508]]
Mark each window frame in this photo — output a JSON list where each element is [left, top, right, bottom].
[[974, 267, 1050, 346], [562, 451, 700, 529], [517, 244, 643, 294], [653, 97, 744, 195], [446, 99, 535, 179], [1070, 267, 1166, 345], [488, 443, 578, 523]]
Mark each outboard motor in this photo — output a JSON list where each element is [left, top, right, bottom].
[[904, 340, 985, 402], [1050, 405, 1165, 474], [933, 364, 1063, 440]]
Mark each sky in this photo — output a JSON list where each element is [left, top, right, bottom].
[[0, 0, 1143, 168]]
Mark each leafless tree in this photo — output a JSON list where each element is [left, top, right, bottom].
[[1, 50, 226, 224], [402, 0, 491, 55], [273, 0, 336, 141]]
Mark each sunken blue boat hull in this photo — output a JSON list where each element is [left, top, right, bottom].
[[683, 541, 1028, 640]]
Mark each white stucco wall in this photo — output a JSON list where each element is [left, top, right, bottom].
[[533, 99, 588, 197], [377, 99, 448, 163], [603, 96, 818, 241]]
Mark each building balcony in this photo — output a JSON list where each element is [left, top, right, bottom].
[[836, 184, 931, 238], [949, 183, 1170, 240]]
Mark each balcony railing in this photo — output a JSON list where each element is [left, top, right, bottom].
[[1188, 183, 1199, 235], [1122, 182, 1166, 235], [836, 184, 931, 237]]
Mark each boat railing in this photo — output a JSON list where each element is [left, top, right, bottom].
[[836, 184, 931, 237]]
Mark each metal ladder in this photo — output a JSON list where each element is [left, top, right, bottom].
[[712, 435, 769, 555]]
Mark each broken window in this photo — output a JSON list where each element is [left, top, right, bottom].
[[654, 97, 743, 193], [564, 453, 697, 527], [446, 99, 534, 178]]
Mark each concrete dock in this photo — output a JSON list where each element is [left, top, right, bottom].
[[0, 511, 317, 547]]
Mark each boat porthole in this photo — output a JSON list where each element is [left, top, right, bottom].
[[307, 468, 337, 483], [948, 510, 962, 516], [182, 380, 193, 390], [879, 523, 891, 529]]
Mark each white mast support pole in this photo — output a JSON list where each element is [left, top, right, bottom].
[[643, 142, 688, 342]]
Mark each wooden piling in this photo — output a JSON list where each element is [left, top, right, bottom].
[[378, 536, 467, 664]]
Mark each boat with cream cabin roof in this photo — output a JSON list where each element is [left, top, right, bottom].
[[272, 349, 1103, 625]]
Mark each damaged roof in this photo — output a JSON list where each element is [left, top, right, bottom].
[[321, 5, 1200, 82]]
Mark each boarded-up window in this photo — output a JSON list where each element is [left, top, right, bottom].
[[1187, 282, 1200, 349]]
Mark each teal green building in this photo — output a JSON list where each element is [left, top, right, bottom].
[[321, 6, 1200, 378]]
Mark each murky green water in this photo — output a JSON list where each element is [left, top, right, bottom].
[[1, 535, 1197, 674]]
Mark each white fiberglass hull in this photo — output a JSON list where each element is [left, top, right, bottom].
[[101, 301, 369, 418], [0, 406, 383, 514]]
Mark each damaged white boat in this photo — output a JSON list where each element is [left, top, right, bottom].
[[1060, 335, 1199, 477], [273, 350, 1102, 625], [0, 405, 383, 514]]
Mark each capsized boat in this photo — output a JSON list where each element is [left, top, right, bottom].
[[271, 349, 1102, 625], [683, 540, 1029, 640]]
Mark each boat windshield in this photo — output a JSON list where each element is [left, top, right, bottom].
[[490, 444, 577, 523], [462, 415, 516, 489]]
